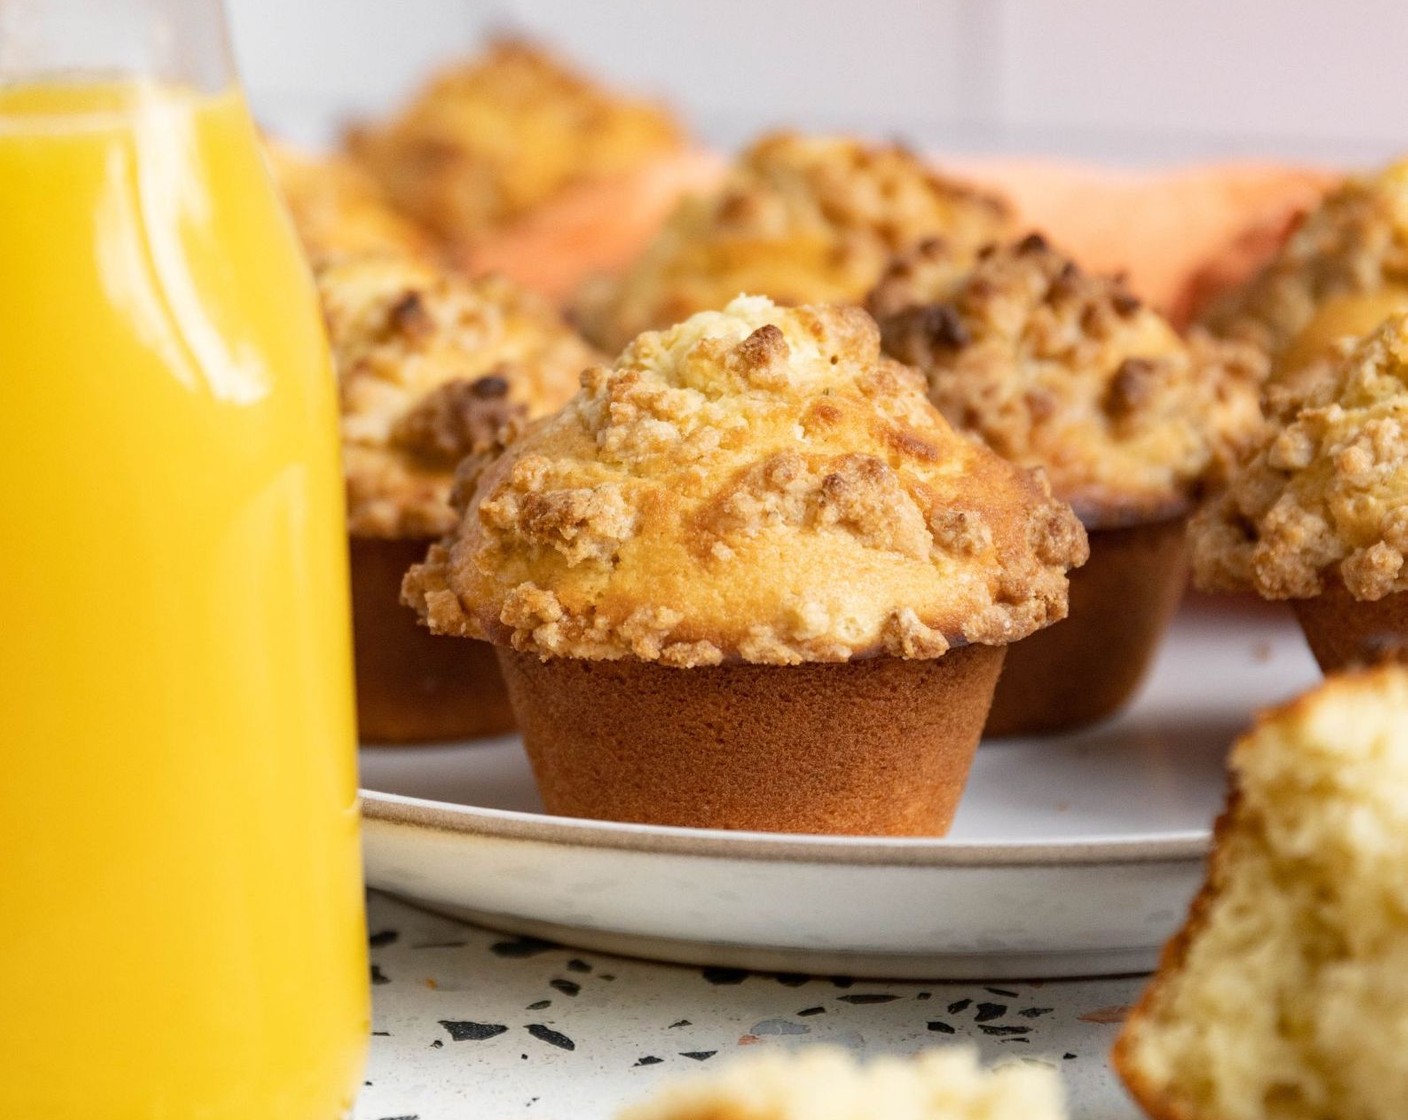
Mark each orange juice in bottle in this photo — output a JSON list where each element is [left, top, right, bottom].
[[0, 2, 368, 1116]]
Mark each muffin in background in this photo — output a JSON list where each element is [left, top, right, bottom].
[[265, 140, 433, 266], [1201, 159, 1408, 409], [1116, 666, 1408, 1120], [870, 234, 1264, 735], [345, 39, 685, 253], [404, 295, 1085, 835], [323, 252, 600, 742], [576, 132, 1012, 353], [618, 1046, 1067, 1120], [1193, 311, 1408, 672]]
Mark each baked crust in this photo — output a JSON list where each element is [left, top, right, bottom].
[[264, 140, 432, 266], [344, 39, 683, 247], [1192, 311, 1408, 601], [324, 253, 600, 539], [403, 295, 1087, 665], [869, 235, 1266, 526], [576, 132, 1013, 353]]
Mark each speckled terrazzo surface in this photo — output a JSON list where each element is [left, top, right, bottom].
[[355, 891, 1146, 1119]]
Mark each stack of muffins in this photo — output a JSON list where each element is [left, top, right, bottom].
[[265, 34, 1408, 840]]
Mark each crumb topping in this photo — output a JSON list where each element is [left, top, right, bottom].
[[576, 132, 1013, 353], [404, 296, 1087, 665], [264, 140, 431, 266], [344, 39, 683, 246], [324, 253, 600, 538], [1193, 311, 1408, 600], [1202, 161, 1408, 379], [869, 235, 1267, 525]]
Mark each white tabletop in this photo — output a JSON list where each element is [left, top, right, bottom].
[[354, 890, 1146, 1120]]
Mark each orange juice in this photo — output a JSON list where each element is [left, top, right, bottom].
[[0, 81, 367, 1117]]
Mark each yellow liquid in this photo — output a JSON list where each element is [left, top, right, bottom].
[[0, 82, 368, 1116]]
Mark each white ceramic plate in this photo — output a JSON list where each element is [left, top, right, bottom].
[[361, 599, 1321, 979]]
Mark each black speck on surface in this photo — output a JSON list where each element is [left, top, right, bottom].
[[999, 1037, 1031, 1044], [979, 1024, 1031, 1036], [430, 1040, 443, 1049], [927, 1021, 955, 1034], [371, 1031, 391, 1037], [1020, 1007, 1055, 1018], [702, 966, 749, 985], [773, 972, 809, 987], [566, 959, 592, 973], [796, 1006, 826, 1017], [974, 1002, 1007, 1022], [837, 993, 900, 1005], [371, 964, 390, 986], [947, 999, 972, 1014], [550, 978, 581, 997], [377, 1115, 418, 1119], [526, 1000, 552, 1011], [916, 992, 932, 1001], [830, 976, 855, 988], [440, 1020, 509, 1042], [412, 940, 467, 950], [681, 1051, 717, 1061], [600, 974, 616, 982], [368, 929, 399, 948], [526, 1024, 576, 1051], [1063, 1053, 1077, 1060], [634, 1056, 664, 1067], [985, 986, 1020, 998], [490, 936, 559, 959], [667, 1019, 692, 1028]]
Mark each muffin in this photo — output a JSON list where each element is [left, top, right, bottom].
[[576, 132, 1013, 353], [1192, 311, 1408, 673], [403, 295, 1086, 834], [1115, 666, 1408, 1120], [869, 234, 1264, 734], [618, 1046, 1067, 1120], [324, 252, 599, 742], [1201, 160, 1408, 408], [265, 140, 433, 266], [344, 39, 686, 265]]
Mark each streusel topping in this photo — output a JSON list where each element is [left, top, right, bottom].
[[870, 235, 1266, 525], [576, 132, 1013, 353], [324, 253, 599, 538], [345, 39, 683, 246], [1193, 311, 1408, 601], [404, 296, 1087, 665]]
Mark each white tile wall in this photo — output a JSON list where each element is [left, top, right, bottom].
[[226, 0, 1408, 165]]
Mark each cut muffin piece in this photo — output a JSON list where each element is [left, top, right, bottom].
[[1192, 311, 1408, 671], [576, 132, 1012, 353], [869, 234, 1264, 733], [345, 39, 684, 251], [1115, 666, 1408, 1120], [265, 140, 433, 266], [1201, 160, 1408, 404], [321, 252, 599, 742], [618, 1046, 1067, 1120], [404, 295, 1085, 833]]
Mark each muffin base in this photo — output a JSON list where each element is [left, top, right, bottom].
[[497, 645, 1006, 836], [352, 536, 516, 744], [1293, 582, 1408, 673], [984, 516, 1188, 737]]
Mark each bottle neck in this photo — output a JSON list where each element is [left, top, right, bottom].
[[0, 0, 234, 91]]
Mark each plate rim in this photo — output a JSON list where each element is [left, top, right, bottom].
[[361, 788, 1211, 867]]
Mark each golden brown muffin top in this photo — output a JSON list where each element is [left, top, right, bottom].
[[1192, 311, 1408, 601], [344, 39, 684, 246], [576, 132, 1013, 353], [325, 253, 600, 539], [1201, 161, 1408, 379], [869, 235, 1267, 526], [403, 296, 1087, 665], [265, 140, 432, 266]]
